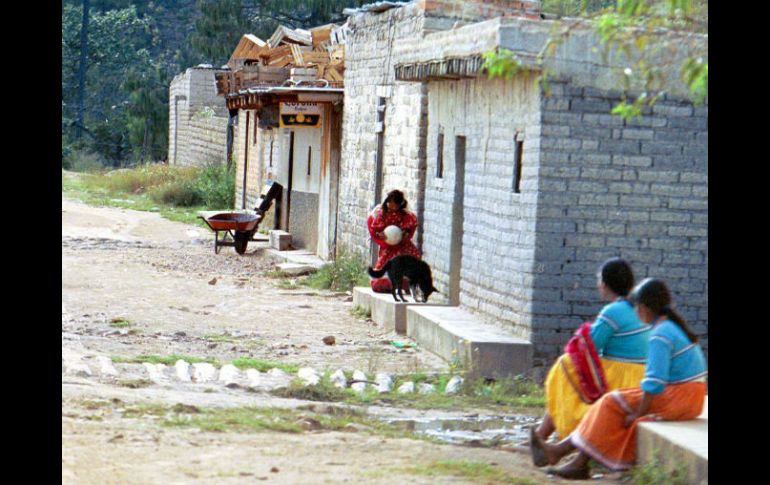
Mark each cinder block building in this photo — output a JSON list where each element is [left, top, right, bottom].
[[168, 66, 230, 167], [336, 0, 708, 364]]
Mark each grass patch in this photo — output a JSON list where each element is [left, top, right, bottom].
[[350, 305, 371, 320], [111, 354, 219, 366], [275, 278, 301, 290], [109, 317, 133, 328], [62, 163, 234, 226], [302, 252, 369, 292], [396, 460, 540, 485], [630, 450, 690, 485], [272, 372, 544, 411], [117, 378, 153, 389], [230, 357, 299, 374], [115, 402, 423, 441]]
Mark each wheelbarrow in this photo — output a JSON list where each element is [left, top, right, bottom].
[[199, 181, 283, 255]]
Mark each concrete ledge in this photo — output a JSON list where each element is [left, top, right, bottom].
[[352, 287, 446, 334], [406, 306, 532, 378], [637, 397, 708, 485], [263, 248, 325, 269]]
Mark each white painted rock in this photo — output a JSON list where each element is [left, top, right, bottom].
[[96, 356, 119, 377], [351, 370, 368, 394], [330, 369, 347, 388], [191, 363, 217, 383], [397, 381, 415, 394], [418, 383, 435, 394], [445, 376, 464, 395], [174, 360, 191, 382], [267, 368, 289, 379], [246, 368, 262, 388], [298, 367, 320, 386], [375, 372, 394, 393], [218, 364, 241, 385], [143, 363, 167, 383]]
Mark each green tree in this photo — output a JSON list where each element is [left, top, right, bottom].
[[190, 0, 253, 67]]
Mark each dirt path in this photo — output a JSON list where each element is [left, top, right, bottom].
[[62, 194, 619, 484]]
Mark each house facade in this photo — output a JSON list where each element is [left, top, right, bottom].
[[337, 1, 708, 364], [168, 66, 230, 167], [219, 29, 345, 259]]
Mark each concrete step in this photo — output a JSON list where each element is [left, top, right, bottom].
[[276, 262, 317, 276], [406, 306, 532, 378], [352, 286, 447, 334], [637, 396, 708, 485]]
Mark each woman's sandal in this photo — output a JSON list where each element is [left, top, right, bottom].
[[529, 426, 548, 467], [545, 465, 590, 480]]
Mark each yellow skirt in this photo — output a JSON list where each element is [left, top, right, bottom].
[[545, 355, 646, 439]]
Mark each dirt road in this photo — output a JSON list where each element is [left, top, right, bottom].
[[62, 194, 614, 484]]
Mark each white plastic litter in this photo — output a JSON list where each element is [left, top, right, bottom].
[[191, 363, 217, 383], [418, 382, 435, 394]]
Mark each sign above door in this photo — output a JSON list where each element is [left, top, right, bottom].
[[279, 102, 321, 128]]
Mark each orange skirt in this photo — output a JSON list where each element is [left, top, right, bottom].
[[570, 381, 706, 471], [545, 355, 646, 439]]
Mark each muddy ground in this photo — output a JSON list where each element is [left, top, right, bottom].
[[62, 194, 620, 484]]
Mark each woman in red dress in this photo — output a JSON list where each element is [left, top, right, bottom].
[[367, 190, 422, 292]]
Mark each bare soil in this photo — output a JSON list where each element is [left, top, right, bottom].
[[62, 194, 619, 484]]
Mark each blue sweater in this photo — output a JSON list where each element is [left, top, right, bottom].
[[641, 319, 708, 395], [590, 299, 651, 363]]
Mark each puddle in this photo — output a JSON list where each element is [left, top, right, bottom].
[[384, 414, 539, 447]]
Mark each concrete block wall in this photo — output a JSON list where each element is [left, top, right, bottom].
[[234, 110, 274, 211], [337, 0, 536, 260], [423, 73, 542, 339], [168, 67, 229, 168], [338, 2, 427, 259], [531, 79, 708, 362]]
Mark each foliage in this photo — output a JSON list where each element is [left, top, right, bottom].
[[71, 162, 234, 209], [230, 357, 299, 373], [485, 1, 708, 119], [111, 354, 220, 365], [64, 148, 106, 173], [398, 460, 540, 485], [631, 450, 690, 485], [191, 0, 253, 66], [62, 4, 158, 164], [302, 251, 369, 292]]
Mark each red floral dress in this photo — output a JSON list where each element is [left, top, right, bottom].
[[367, 206, 421, 292]]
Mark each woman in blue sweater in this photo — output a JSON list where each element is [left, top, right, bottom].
[[534, 278, 707, 479]]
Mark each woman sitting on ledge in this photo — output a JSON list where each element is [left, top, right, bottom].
[[533, 278, 707, 479], [532, 258, 650, 456]]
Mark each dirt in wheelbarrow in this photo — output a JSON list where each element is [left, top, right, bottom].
[[62, 196, 621, 485]]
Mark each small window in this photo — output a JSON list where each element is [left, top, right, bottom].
[[307, 146, 312, 175], [269, 140, 274, 167], [436, 133, 444, 178], [513, 140, 524, 193]]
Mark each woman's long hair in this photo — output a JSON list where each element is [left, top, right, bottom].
[[629, 278, 699, 343], [599, 257, 635, 297], [382, 189, 407, 212]]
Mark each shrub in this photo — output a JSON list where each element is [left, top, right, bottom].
[[303, 251, 369, 292], [148, 179, 202, 206], [193, 163, 235, 209], [65, 149, 105, 173]]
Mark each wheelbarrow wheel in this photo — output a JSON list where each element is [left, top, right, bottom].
[[234, 232, 250, 255]]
